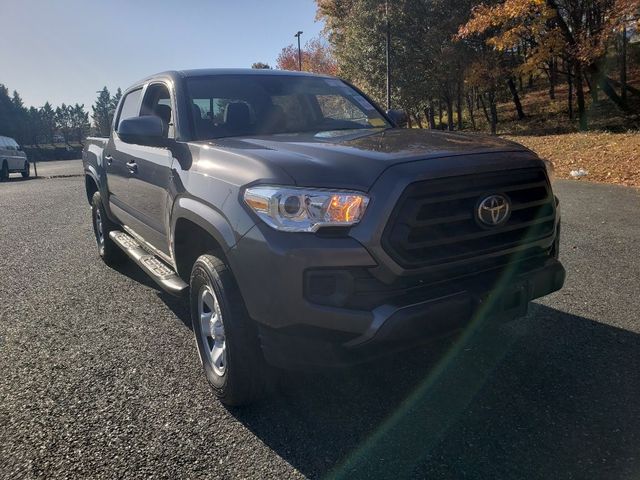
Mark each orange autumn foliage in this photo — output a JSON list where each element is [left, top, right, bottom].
[[276, 37, 338, 75]]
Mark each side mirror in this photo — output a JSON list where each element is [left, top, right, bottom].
[[118, 116, 168, 146], [386, 109, 408, 128]]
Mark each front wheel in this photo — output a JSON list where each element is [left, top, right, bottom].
[[190, 254, 264, 406]]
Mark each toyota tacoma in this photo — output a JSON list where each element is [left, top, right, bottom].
[[83, 69, 565, 406]]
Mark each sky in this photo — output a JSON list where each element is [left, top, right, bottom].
[[0, 0, 324, 112]]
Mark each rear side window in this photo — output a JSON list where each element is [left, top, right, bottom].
[[116, 88, 142, 130]]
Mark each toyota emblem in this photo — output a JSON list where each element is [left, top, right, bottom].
[[477, 194, 511, 226]]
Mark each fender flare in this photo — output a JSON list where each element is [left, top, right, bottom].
[[84, 166, 100, 199], [84, 166, 120, 223]]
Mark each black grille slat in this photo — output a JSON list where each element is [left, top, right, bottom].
[[407, 212, 473, 228], [511, 197, 551, 211], [407, 180, 548, 210], [402, 216, 556, 249], [382, 168, 556, 268]]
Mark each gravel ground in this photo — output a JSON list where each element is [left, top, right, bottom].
[[0, 177, 638, 479]]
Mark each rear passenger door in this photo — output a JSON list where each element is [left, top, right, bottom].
[[107, 82, 176, 255]]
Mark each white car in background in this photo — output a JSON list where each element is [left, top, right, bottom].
[[0, 136, 30, 181]]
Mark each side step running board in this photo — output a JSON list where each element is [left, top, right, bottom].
[[109, 231, 188, 296]]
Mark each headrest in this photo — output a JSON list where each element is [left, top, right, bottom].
[[192, 103, 203, 119], [224, 102, 251, 129], [155, 104, 172, 124]]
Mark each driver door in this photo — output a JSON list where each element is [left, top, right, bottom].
[[107, 82, 176, 255]]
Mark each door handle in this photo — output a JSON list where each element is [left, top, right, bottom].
[[126, 161, 138, 173], [105, 155, 113, 165]]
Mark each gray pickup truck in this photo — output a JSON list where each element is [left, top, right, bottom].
[[83, 69, 565, 406]]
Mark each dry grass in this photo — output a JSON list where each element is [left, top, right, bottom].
[[504, 132, 640, 187]]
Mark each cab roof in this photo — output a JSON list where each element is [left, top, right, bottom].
[[133, 68, 336, 87]]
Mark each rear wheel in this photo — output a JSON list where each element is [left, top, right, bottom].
[[91, 191, 125, 266], [21, 162, 30, 179], [190, 254, 264, 406], [0, 161, 8, 181]]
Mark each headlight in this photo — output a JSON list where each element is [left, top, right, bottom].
[[244, 186, 369, 232]]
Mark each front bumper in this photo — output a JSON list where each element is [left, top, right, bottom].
[[228, 222, 565, 369]]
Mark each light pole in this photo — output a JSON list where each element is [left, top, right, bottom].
[[294, 30, 303, 71]]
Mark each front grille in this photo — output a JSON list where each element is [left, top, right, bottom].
[[382, 168, 556, 268]]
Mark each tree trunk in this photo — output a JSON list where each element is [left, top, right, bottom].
[[426, 102, 436, 129], [621, 25, 628, 104], [479, 93, 490, 126], [549, 58, 556, 100], [456, 82, 463, 130], [489, 91, 498, 135], [438, 101, 443, 129], [446, 97, 454, 131], [567, 63, 574, 120], [575, 64, 587, 130], [466, 93, 476, 130], [507, 77, 525, 120], [595, 72, 630, 111]]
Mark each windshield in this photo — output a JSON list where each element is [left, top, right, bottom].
[[185, 75, 390, 140]]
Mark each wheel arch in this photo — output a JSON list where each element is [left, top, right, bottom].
[[85, 172, 99, 205], [171, 197, 238, 282]]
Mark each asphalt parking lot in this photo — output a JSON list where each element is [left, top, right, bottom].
[[1, 174, 639, 479]]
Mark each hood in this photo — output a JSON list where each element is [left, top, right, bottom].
[[198, 128, 534, 191]]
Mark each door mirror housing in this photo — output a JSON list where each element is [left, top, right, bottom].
[[118, 116, 168, 146], [386, 109, 408, 128]]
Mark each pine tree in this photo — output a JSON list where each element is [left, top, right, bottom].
[[71, 104, 90, 144], [40, 102, 56, 144], [92, 87, 112, 136]]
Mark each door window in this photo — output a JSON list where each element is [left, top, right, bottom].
[[141, 84, 174, 137], [116, 89, 143, 130]]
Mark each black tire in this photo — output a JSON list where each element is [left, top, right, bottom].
[[21, 162, 30, 179], [0, 161, 8, 181], [190, 254, 264, 406], [91, 191, 125, 266]]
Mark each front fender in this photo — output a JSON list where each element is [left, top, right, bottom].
[[170, 196, 249, 256]]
